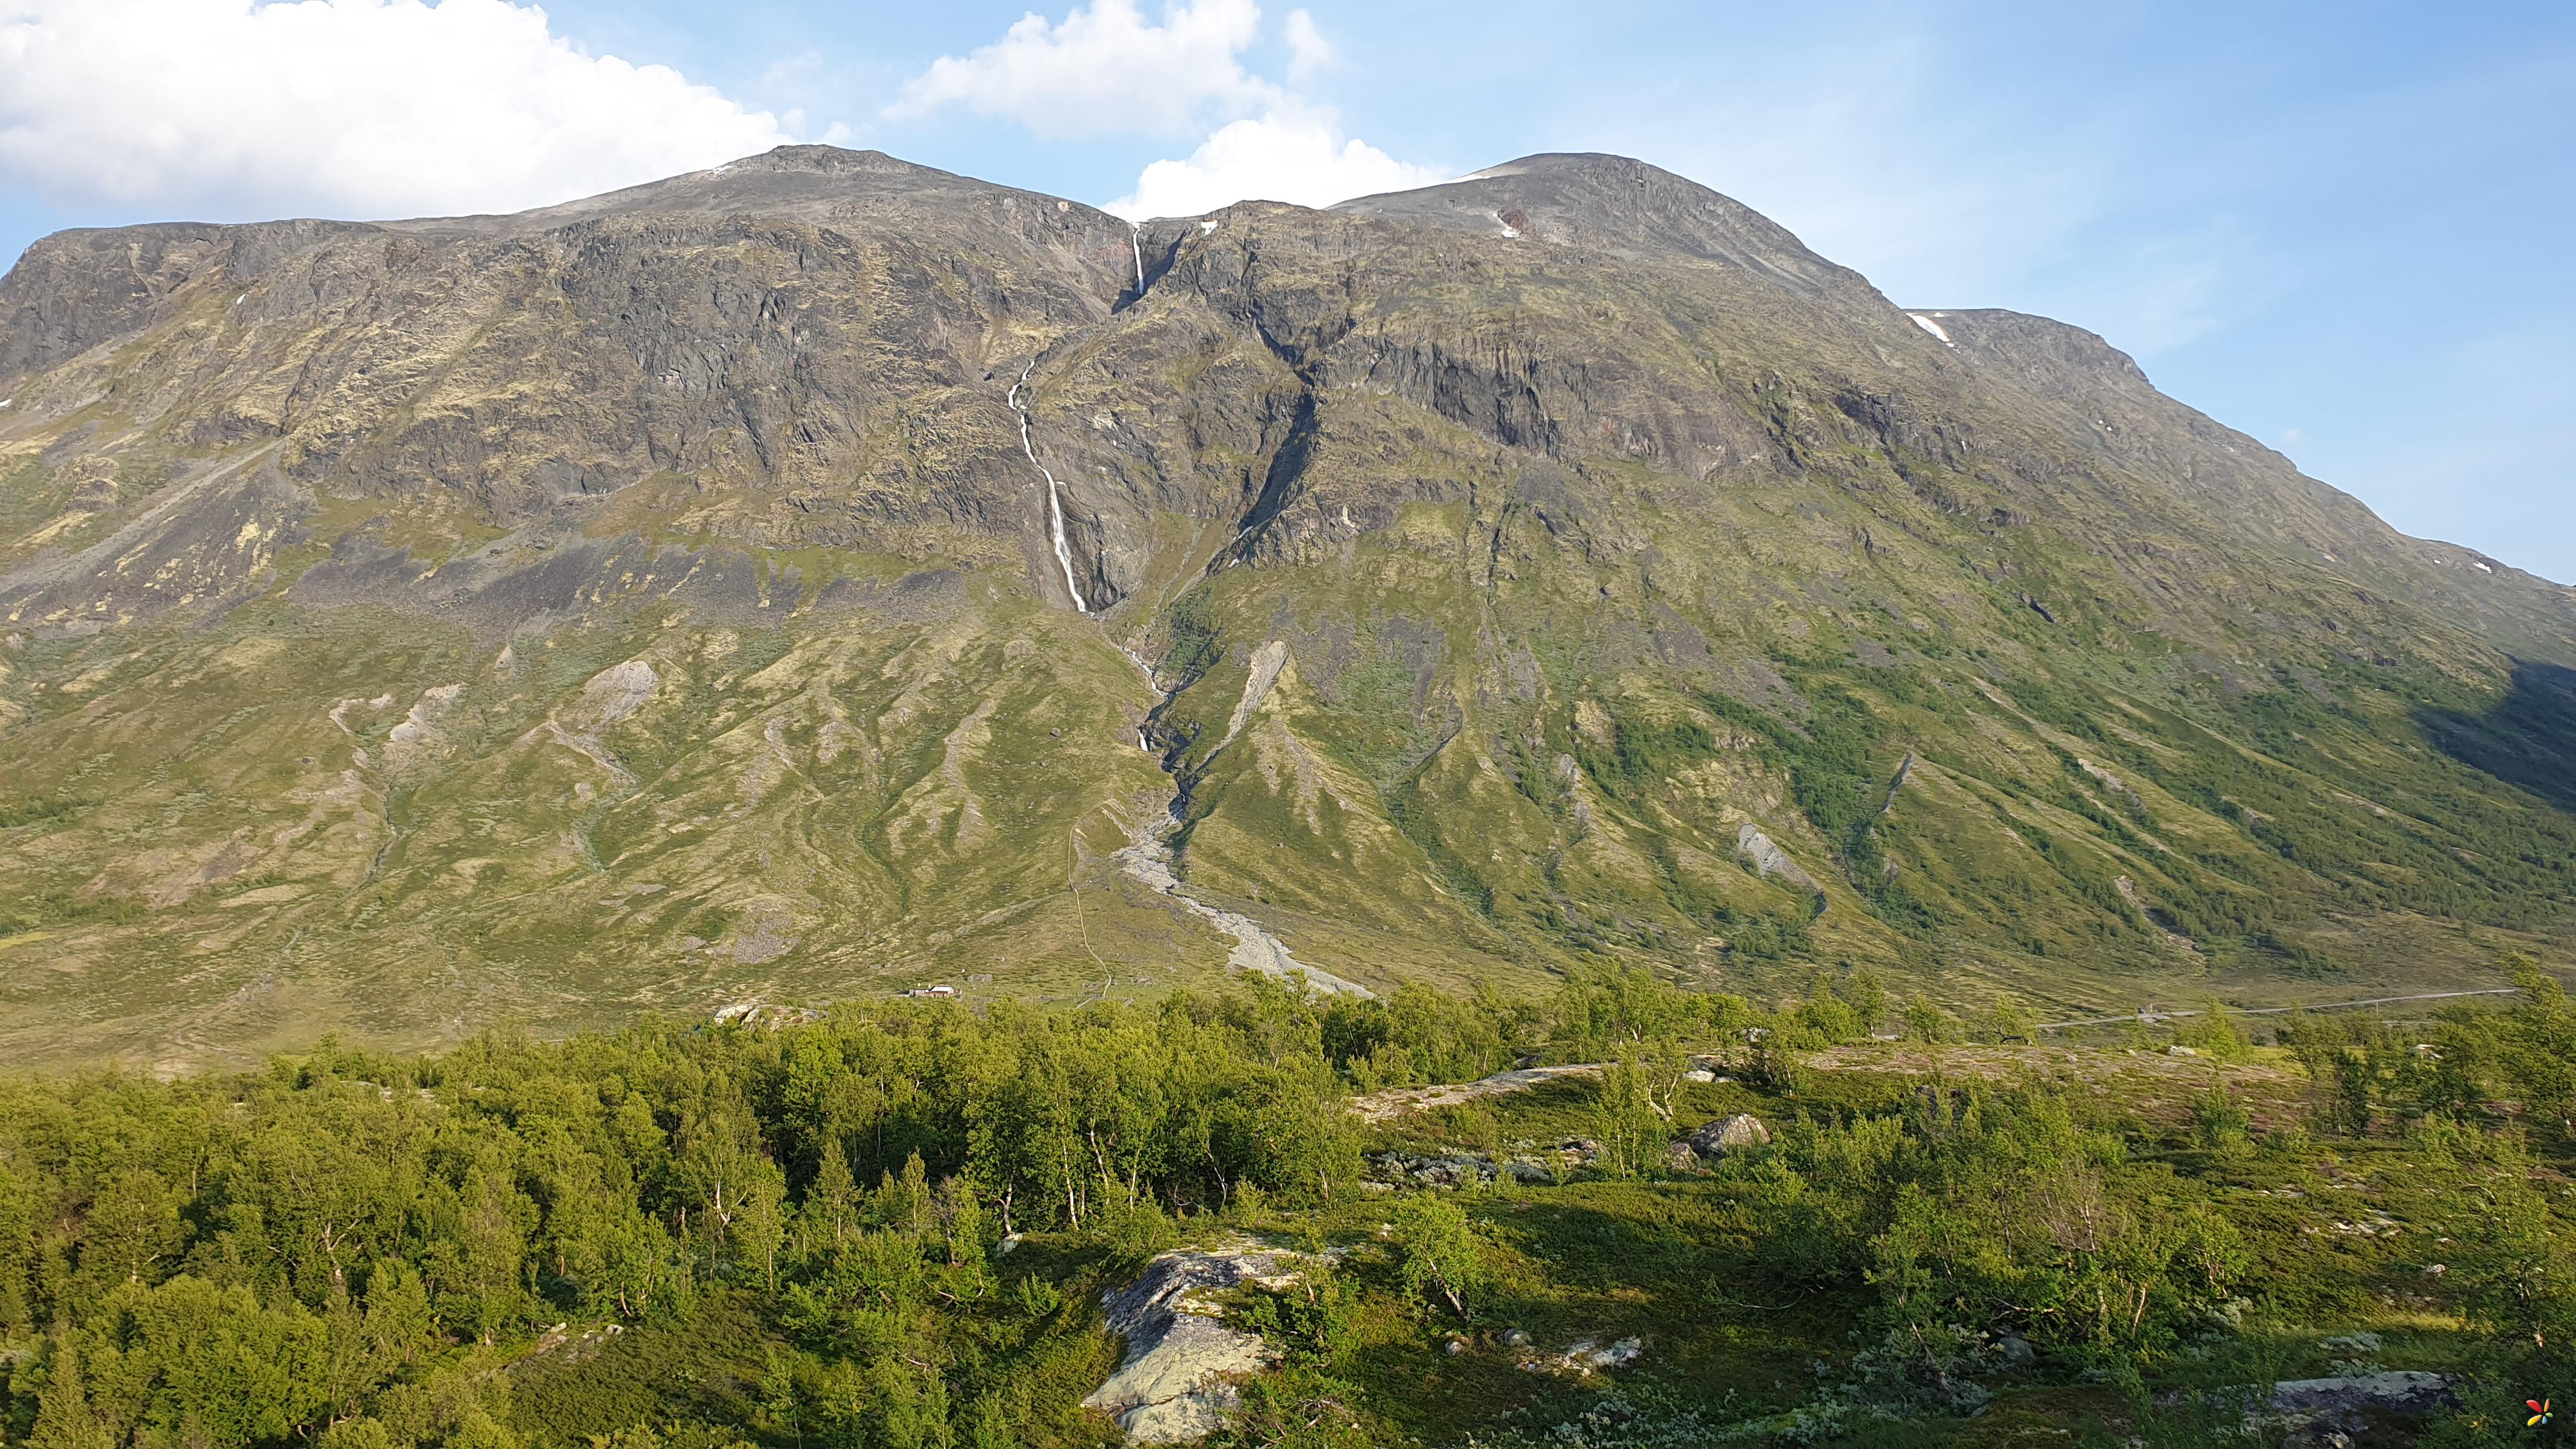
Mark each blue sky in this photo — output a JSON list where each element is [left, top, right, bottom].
[[3, 0, 2569, 580]]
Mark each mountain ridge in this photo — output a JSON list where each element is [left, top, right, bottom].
[[1330, 151, 1863, 295], [0, 144, 2569, 1073]]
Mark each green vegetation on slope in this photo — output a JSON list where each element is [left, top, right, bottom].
[[4, 964, 2575, 1447]]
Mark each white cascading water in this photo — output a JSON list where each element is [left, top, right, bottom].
[[1009, 360, 1089, 614]]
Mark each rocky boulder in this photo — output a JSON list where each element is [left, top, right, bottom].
[[1683, 1114, 1772, 1160], [2269, 1371, 2457, 1434], [1561, 1336, 1644, 1372], [2269, 1370, 2455, 1416], [1083, 1238, 1310, 1444]]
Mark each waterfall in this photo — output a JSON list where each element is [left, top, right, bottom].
[[1008, 360, 1090, 614]]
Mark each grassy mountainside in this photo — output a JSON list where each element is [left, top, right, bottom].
[[1, 147, 2572, 1070]]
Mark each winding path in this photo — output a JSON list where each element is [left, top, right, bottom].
[[2032, 988, 2520, 1032]]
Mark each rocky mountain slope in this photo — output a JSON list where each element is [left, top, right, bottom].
[[2, 146, 2570, 1071]]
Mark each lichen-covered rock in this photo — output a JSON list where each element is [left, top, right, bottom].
[[1084, 1238, 1310, 1444], [1685, 1113, 1772, 1159], [1367, 1143, 1591, 1188]]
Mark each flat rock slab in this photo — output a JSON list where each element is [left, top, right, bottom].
[[2270, 1371, 2455, 1416], [1349, 1064, 1602, 1123]]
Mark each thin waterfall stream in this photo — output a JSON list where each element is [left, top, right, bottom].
[[1007, 359, 1090, 614]]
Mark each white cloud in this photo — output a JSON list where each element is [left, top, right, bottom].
[[1107, 109, 1448, 220], [1282, 8, 1331, 84], [888, 0, 1439, 220], [0, 0, 797, 220], [887, 0, 1276, 139]]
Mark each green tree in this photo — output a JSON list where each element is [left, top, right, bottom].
[[809, 1135, 858, 1248], [1394, 1193, 1488, 1321], [70, 1170, 183, 1300], [2193, 1078, 2253, 1158], [1903, 997, 1959, 1043], [112, 1276, 332, 1449], [362, 1260, 438, 1372], [29, 1336, 113, 1449], [2444, 1131, 2576, 1347], [1592, 1054, 1667, 1179], [424, 1160, 531, 1344], [2492, 959, 2576, 1142]]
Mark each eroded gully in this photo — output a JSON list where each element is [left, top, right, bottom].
[[1007, 255, 1369, 995]]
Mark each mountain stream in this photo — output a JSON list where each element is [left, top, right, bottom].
[[1009, 351, 1368, 997]]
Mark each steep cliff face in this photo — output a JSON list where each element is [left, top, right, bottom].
[[1, 146, 2568, 1070], [0, 149, 1143, 623]]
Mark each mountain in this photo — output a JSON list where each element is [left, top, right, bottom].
[[1, 146, 2570, 1072]]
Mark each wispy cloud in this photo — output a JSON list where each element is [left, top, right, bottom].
[[1283, 8, 1333, 84]]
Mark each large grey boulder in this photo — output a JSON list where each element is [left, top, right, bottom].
[[1685, 1113, 1772, 1159], [1083, 1238, 1310, 1444]]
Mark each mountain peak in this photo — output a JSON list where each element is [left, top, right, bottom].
[[388, 143, 1126, 236], [1331, 151, 1857, 293]]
